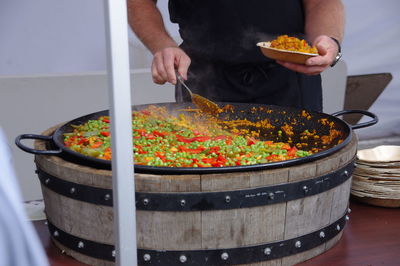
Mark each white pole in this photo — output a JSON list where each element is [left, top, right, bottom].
[[103, 0, 137, 265]]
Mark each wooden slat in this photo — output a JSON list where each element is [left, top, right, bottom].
[[284, 190, 334, 240], [135, 173, 201, 192], [329, 179, 352, 223], [288, 162, 317, 183], [237, 259, 282, 266], [201, 172, 251, 192], [249, 168, 289, 187], [201, 204, 286, 249], [325, 231, 343, 251], [43, 187, 114, 244], [136, 211, 201, 250], [281, 244, 326, 266]]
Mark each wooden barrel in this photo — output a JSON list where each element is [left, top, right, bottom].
[[34, 125, 357, 266]]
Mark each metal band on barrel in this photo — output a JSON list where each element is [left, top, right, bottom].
[[47, 210, 349, 264], [37, 158, 355, 211]]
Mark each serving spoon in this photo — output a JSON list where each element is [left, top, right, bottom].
[[175, 71, 221, 115]]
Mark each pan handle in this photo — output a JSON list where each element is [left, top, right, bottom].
[[15, 134, 62, 155], [331, 110, 378, 130]]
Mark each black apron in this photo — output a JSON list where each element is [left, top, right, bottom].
[[169, 0, 322, 111]]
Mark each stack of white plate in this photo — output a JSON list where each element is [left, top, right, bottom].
[[352, 145, 400, 208]]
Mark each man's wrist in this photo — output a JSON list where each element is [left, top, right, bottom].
[[330, 37, 342, 67]]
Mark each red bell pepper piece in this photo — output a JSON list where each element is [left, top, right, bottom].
[[135, 129, 147, 136], [136, 145, 148, 154], [179, 145, 206, 154], [176, 134, 192, 143], [281, 143, 291, 150], [189, 136, 211, 142], [153, 131, 167, 137], [246, 137, 257, 146], [78, 138, 88, 145], [140, 110, 151, 115], [287, 147, 298, 157], [209, 146, 220, 153], [213, 135, 227, 140], [100, 131, 110, 137], [91, 141, 103, 148]]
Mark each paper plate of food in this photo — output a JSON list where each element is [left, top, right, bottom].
[[257, 35, 319, 64]]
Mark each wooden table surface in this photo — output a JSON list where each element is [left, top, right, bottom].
[[34, 199, 400, 266]]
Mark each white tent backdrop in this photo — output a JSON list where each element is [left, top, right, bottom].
[[0, 0, 107, 74]]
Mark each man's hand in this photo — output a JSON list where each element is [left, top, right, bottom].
[[276, 35, 339, 75], [128, 0, 191, 84], [151, 47, 191, 85]]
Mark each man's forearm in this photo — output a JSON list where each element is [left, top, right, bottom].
[[127, 0, 177, 54], [303, 0, 345, 43]]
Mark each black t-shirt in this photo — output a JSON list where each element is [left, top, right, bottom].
[[169, 0, 305, 63], [169, 0, 322, 112]]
